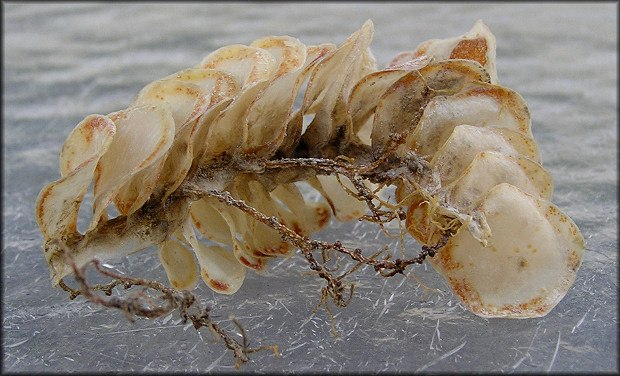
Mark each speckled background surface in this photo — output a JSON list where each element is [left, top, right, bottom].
[[3, 2, 617, 373]]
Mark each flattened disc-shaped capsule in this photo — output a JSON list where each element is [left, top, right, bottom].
[[240, 43, 338, 157], [59, 115, 117, 177], [190, 197, 235, 246], [358, 37, 378, 78], [276, 43, 336, 157], [132, 80, 210, 131], [270, 183, 306, 218], [371, 71, 428, 153], [113, 156, 166, 215], [117, 80, 208, 213], [174, 217, 246, 294], [446, 20, 497, 84], [410, 82, 532, 159], [197, 44, 276, 88], [416, 59, 491, 92], [195, 244, 246, 295], [301, 20, 374, 155], [116, 102, 224, 215], [165, 68, 241, 106], [269, 183, 331, 235], [250, 36, 306, 78], [158, 238, 199, 291], [38, 164, 102, 239], [155, 122, 197, 201], [461, 83, 532, 136], [246, 219, 295, 257], [402, 150, 552, 249], [242, 62, 305, 156], [386, 53, 431, 71], [235, 179, 295, 257], [430, 183, 585, 318], [349, 69, 413, 134], [242, 38, 309, 155], [430, 124, 540, 184], [116, 122, 199, 215], [37, 115, 116, 239], [198, 188, 267, 272], [443, 151, 553, 213], [303, 201, 332, 233], [490, 127, 541, 163], [191, 99, 233, 166], [277, 109, 304, 157], [405, 20, 498, 84], [203, 81, 270, 158], [308, 175, 367, 222], [372, 60, 490, 155], [269, 183, 311, 235], [91, 104, 175, 230]]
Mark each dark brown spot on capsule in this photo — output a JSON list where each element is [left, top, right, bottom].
[[209, 279, 230, 292]]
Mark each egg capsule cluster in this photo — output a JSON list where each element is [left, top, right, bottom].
[[36, 20, 584, 318]]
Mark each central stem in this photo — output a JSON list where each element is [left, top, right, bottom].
[[47, 150, 429, 287]]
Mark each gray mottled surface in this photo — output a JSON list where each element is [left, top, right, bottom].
[[3, 2, 617, 373]]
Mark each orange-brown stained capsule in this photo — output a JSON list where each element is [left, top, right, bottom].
[[450, 38, 488, 66]]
